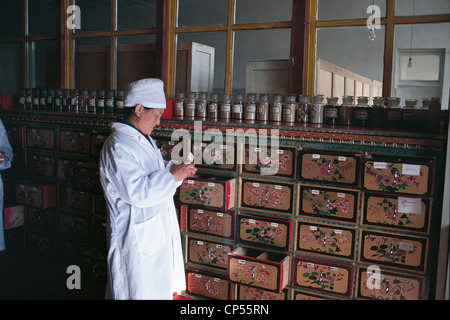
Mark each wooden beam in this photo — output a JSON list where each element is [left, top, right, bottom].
[[289, 0, 308, 94], [382, 0, 395, 98], [224, 0, 235, 94]]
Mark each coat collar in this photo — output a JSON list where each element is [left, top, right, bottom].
[[111, 120, 155, 148]]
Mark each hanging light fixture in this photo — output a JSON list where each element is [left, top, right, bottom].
[[368, 0, 376, 41], [408, 0, 416, 67]]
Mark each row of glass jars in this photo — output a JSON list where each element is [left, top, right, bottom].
[[173, 92, 434, 129], [18, 87, 125, 114]]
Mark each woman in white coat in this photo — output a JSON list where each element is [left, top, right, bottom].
[[0, 119, 13, 251], [99, 78, 196, 300]]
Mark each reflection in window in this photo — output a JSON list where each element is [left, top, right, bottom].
[[117, 35, 156, 90], [178, 0, 228, 27], [233, 29, 291, 94], [27, 40, 60, 90], [0, 42, 23, 94], [316, 26, 385, 102], [117, 0, 157, 30], [74, 0, 111, 33], [235, 0, 292, 24], [317, 0, 386, 21]]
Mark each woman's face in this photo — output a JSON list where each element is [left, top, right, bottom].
[[136, 107, 165, 136]]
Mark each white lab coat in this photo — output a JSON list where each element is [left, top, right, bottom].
[[99, 121, 185, 300], [0, 119, 13, 251]]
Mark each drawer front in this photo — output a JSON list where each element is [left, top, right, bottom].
[[6, 125, 23, 147], [363, 193, 430, 233], [27, 154, 56, 178], [359, 229, 427, 273], [90, 131, 109, 156], [186, 270, 231, 300], [74, 164, 102, 193], [300, 150, 360, 186], [59, 186, 91, 212], [59, 212, 90, 239], [59, 130, 91, 154], [15, 183, 56, 209], [58, 159, 81, 180], [3, 205, 25, 229], [237, 285, 287, 300], [186, 206, 234, 239], [26, 231, 54, 258], [93, 215, 107, 243], [179, 177, 235, 210], [94, 194, 107, 217], [187, 237, 234, 271], [296, 222, 356, 260], [357, 266, 425, 300], [299, 185, 358, 223], [243, 144, 297, 178], [293, 256, 353, 297], [238, 213, 292, 250], [363, 156, 433, 196], [240, 179, 295, 215], [194, 142, 237, 173], [153, 136, 191, 163], [26, 207, 56, 231], [26, 127, 56, 150], [293, 290, 337, 300]]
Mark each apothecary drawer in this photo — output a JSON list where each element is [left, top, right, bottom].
[[299, 149, 361, 186], [27, 153, 56, 178], [15, 181, 56, 209], [242, 144, 297, 179], [362, 193, 431, 233], [240, 178, 295, 215], [299, 185, 359, 223], [238, 213, 292, 250], [237, 285, 287, 300], [194, 142, 238, 173], [227, 247, 290, 293], [26, 127, 56, 151], [59, 185, 91, 212], [185, 268, 231, 300], [59, 129, 91, 155], [26, 207, 56, 231], [293, 256, 354, 298], [186, 205, 235, 240], [359, 229, 428, 273], [296, 221, 356, 260], [356, 266, 425, 300], [363, 154, 434, 196], [186, 236, 234, 271]]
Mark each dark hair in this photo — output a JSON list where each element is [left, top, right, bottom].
[[122, 106, 135, 118]]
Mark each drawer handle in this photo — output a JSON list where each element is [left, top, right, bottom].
[[264, 189, 270, 203], [251, 265, 257, 280], [205, 279, 211, 293], [389, 241, 396, 255], [392, 205, 398, 220], [318, 271, 326, 284], [325, 194, 331, 210], [259, 226, 267, 240], [392, 168, 399, 186], [322, 233, 327, 246], [207, 215, 212, 229], [207, 247, 214, 261], [327, 161, 332, 175], [198, 186, 205, 202], [385, 279, 390, 294], [260, 291, 265, 300]]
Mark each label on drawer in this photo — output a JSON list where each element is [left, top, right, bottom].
[[399, 241, 415, 252], [398, 197, 422, 214], [402, 164, 421, 176], [312, 154, 320, 159], [338, 156, 347, 161], [373, 162, 388, 169]]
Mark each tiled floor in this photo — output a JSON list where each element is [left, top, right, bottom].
[[0, 250, 106, 300]]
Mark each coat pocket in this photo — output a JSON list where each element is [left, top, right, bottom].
[[133, 214, 167, 259]]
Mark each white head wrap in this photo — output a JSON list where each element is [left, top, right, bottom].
[[124, 78, 166, 109]]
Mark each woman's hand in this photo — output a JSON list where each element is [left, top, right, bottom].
[[170, 162, 197, 182], [0, 151, 10, 163]]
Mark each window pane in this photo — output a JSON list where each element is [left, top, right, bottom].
[[117, 0, 157, 30], [233, 28, 291, 94], [175, 32, 226, 95], [74, 0, 111, 33], [0, 42, 23, 94], [117, 34, 157, 90], [317, 0, 386, 21], [235, 0, 292, 24], [0, 0, 23, 38], [392, 23, 450, 108], [27, 40, 60, 89], [178, 0, 228, 27], [395, 0, 450, 16], [316, 26, 385, 102], [74, 37, 110, 90], [28, 0, 57, 36]]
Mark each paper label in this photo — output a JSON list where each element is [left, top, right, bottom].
[[402, 164, 421, 176], [311, 189, 320, 195], [338, 156, 347, 161], [398, 197, 422, 214], [374, 162, 388, 169], [275, 185, 282, 190], [216, 212, 223, 217], [312, 154, 321, 159], [398, 241, 415, 252], [337, 193, 346, 198]]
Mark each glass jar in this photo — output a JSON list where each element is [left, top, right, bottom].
[[324, 97, 339, 125], [310, 94, 325, 124], [354, 96, 371, 127], [71, 89, 79, 112], [173, 92, 185, 117], [62, 89, 71, 111], [55, 89, 63, 111], [207, 93, 219, 119], [385, 97, 402, 129], [25, 88, 33, 109], [79, 90, 88, 113], [256, 94, 269, 121], [185, 92, 196, 117], [32, 88, 40, 110], [339, 95, 355, 126], [370, 97, 385, 127], [415, 98, 429, 131], [115, 90, 124, 115], [270, 94, 282, 122], [282, 94, 296, 123], [105, 90, 115, 114], [232, 93, 243, 120], [19, 88, 26, 109], [244, 93, 257, 121], [219, 93, 231, 120], [39, 89, 47, 110], [46, 89, 55, 111], [96, 89, 105, 114], [297, 95, 310, 123], [196, 92, 207, 118], [88, 90, 97, 113], [402, 99, 417, 129]]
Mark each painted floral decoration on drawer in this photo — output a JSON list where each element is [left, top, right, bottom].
[[193, 145, 233, 167], [365, 234, 418, 264], [298, 262, 346, 292], [245, 184, 288, 208], [191, 211, 230, 233], [303, 157, 354, 182], [190, 241, 228, 267], [246, 149, 291, 174], [232, 261, 275, 287], [363, 276, 419, 300], [365, 162, 424, 192], [303, 189, 352, 216], [182, 181, 220, 206], [300, 227, 350, 255], [240, 218, 285, 246], [189, 275, 223, 298], [367, 198, 413, 227], [240, 286, 283, 300]]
